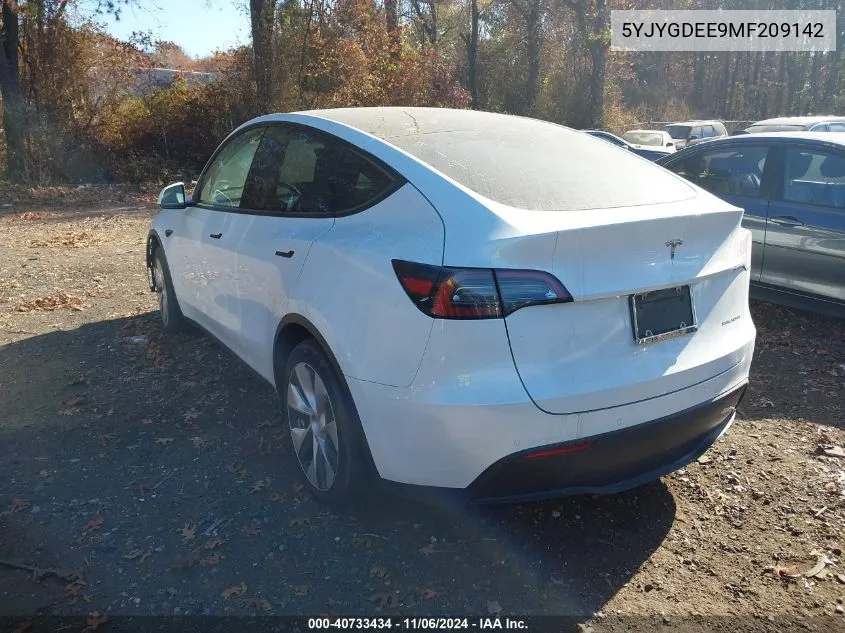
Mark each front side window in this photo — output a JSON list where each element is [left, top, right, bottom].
[[783, 147, 845, 209], [828, 123, 845, 133], [241, 126, 396, 215], [198, 128, 265, 208], [667, 145, 769, 198]]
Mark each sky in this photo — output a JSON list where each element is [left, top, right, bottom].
[[101, 0, 251, 58]]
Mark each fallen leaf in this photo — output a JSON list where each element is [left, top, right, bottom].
[[697, 455, 713, 465], [99, 433, 118, 447], [241, 521, 262, 537], [38, 470, 50, 478], [65, 581, 86, 601], [221, 582, 247, 599], [122, 548, 152, 562], [370, 565, 389, 579], [183, 408, 199, 422], [244, 596, 272, 611], [204, 538, 225, 550], [294, 585, 310, 596], [251, 478, 271, 493], [805, 555, 830, 578], [419, 543, 438, 555], [82, 516, 104, 533], [824, 481, 838, 493], [370, 591, 398, 608], [821, 446, 845, 458], [352, 535, 377, 548], [200, 551, 221, 566], [256, 420, 274, 428], [83, 611, 107, 632], [180, 523, 197, 540], [269, 492, 287, 503], [420, 587, 439, 599], [11, 498, 31, 513], [154, 437, 174, 445], [289, 517, 310, 527], [226, 462, 248, 479], [292, 482, 305, 494], [774, 564, 801, 579], [487, 600, 502, 615]]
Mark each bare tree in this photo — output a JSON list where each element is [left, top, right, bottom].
[[564, 0, 609, 128], [250, 0, 276, 114]]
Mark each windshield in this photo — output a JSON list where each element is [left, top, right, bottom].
[[746, 124, 807, 133], [623, 131, 665, 146], [664, 125, 692, 140], [384, 117, 694, 211]]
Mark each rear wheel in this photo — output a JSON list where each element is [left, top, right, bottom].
[[283, 339, 364, 502], [152, 248, 185, 333]]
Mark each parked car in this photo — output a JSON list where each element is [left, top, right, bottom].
[[583, 129, 674, 161], [622, 129, 676, 151], [664, 120, 728, 149], [657, 132, 845, 317], [744, 116, 845, 134], [148, 107, 755, 503]]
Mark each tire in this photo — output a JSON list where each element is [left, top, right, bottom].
[[152, 248, 186, 333], [282, 339, 365, 502]]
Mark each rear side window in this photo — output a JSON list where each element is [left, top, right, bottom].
[[242, 126, 397, 215], [667, 145, 769, 199], [701, 125, 716, 138], [829, 123, 845, 132], [783, 147, 845, 209]]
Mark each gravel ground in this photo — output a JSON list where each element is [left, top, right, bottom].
[[0, 188, 844, 632]]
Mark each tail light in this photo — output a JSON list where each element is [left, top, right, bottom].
[[392, 260, 573, 319]]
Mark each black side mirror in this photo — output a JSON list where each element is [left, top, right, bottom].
[[688, 135, 698, 141], [158, 182, 187, 209]]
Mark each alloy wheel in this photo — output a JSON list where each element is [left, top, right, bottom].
[[287, 362, 339, 491]]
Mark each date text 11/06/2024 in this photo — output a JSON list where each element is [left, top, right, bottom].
[[307, 618, 529, 630]]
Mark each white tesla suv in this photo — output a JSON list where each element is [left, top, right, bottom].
[[147, 107, 756, 503]]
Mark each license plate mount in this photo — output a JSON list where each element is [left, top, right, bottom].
[[630, 285, 697, 345]]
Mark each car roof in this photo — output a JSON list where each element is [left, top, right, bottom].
[[294, 106, 563, 141], [624, 129, 668, 134], [750, 115, 845, 125]]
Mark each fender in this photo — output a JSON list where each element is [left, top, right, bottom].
[[273, 312, 380, 478], [145, 229, 163, 291], [273, 313, 347, 389]]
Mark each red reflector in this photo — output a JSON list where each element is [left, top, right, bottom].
[[402, 277, 435, 296], [524, 441, 593, 460]]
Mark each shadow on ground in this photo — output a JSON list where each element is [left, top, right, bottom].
[[0, 314, 676, 618]]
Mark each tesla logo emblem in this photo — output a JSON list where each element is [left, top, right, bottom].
[[665, 239, 683, 261]]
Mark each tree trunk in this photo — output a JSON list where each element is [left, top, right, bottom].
[[250, 0, 276, 115], [0, 0, 25, 180], [568, 0, 609, 128], [466, 0, 479, 109], [524, 1, 541, 115]]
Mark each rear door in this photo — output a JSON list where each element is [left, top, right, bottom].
[[663, 143, 773, 281], [760, 144, 845, 301], [229, 124, 400, 381]]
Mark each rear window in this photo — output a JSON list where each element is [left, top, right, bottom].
[[386, 121, 694, 211], [623, 131, 664, 146], [746, 124, 806, 133], [665, 125, 691, 139]]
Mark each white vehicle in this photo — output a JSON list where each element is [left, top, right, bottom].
[[147, 107, 756, 503], [622, 129, 676, 151]]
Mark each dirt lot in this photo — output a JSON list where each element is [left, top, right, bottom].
[[1, 188, 844, 632]]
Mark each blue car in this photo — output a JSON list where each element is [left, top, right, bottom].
[[582, 130, 674, 162], [657, 133, 845, 317]]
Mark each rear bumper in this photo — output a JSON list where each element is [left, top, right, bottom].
[[466, 383, 746, 503]]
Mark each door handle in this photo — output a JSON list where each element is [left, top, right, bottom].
[[210, 232, 222, 239], [770, 215, 804, 227], [275, 250, 295, 258]]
